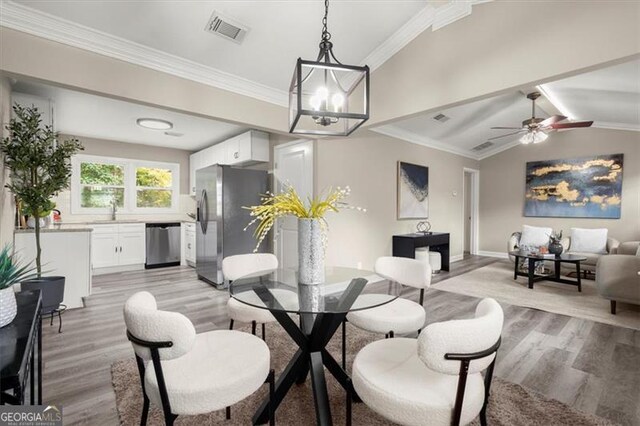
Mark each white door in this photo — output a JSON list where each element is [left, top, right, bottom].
[[273, 140, 314, 270], [118, 232, 146, 266], [91, 233, 118, 269]]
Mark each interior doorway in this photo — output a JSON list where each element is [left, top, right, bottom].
[[273, 140, 314, 269], [463, 168, 479, 256]]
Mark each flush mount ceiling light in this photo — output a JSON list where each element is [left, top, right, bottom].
[[288, 0, 370, 136], [136, 118, 173, 130]]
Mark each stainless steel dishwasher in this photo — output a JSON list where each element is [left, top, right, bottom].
[[145, 223, 181, 269]]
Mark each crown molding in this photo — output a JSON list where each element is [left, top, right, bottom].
[[360, 5, 437, 72], [432, 1, 473, 31], [372, 125, 480, 160], [0, 1, 289, 107]]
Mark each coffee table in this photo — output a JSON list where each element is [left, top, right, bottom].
[[509, 251, 587, 292]]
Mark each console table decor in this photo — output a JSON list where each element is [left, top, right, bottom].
[[0, 290, 42, 405], [392, 232, 450, 271]]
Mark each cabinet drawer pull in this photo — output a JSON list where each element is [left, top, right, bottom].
[[234, 151, 239, 159]]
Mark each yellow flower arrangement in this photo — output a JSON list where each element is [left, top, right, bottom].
[[244, 185, 365, 252]]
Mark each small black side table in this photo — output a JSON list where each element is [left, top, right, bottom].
[[392, 232, 450, 271], [0, 290, 43, 405]]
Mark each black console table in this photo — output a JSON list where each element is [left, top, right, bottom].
[[392, 232, 450, 271], [0, 290, 42, 405]]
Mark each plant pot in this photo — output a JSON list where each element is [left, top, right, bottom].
[[26, 216, 46, 229], [21, 276, 65, 314], [549, 241, 564, 256], [298, 218, 325, 285], [0, 287, 17, 328]]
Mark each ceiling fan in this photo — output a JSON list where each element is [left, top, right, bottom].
[[489, 92, 593, 144]]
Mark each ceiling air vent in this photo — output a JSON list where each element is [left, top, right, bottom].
[[205, 12, 248, 43], [432, 113, 450, 123], [472, 141, 494, 152]]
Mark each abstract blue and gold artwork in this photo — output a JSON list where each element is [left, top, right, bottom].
[[524, 154, 623, 218], [398, 161, 429, 219]]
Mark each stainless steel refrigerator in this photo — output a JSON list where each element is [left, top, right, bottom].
[[196, 165, 268, 287]]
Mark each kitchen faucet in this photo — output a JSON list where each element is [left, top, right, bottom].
[[111, 199, 117, 221]]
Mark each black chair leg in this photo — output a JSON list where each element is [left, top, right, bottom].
[[58, 310, 63, 333], [268, 369, 275, 426], [389, 331, 394, 338], [50, 313, 54, 326], [252, 321, 257, 335], [611, 300, 617, 315], [346, 377, 353, 426], [262, 323, 266, 340], [140, 396, 150, 426], [342, 320, 347, 370], [229, 319, 234, 330], [226, 406, 231, 420]]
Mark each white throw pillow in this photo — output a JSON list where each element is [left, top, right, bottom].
[[519, 225, 552, 248], [569, 228, 608, 254]]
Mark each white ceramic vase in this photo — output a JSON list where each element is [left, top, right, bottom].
[[298, 218, 325, 285], [0, 286, 17, 328]]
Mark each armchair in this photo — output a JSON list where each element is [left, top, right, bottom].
[[595, 241, 640, 314]]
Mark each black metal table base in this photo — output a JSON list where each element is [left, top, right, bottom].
[[513, 256, 582, 292], [252, 281, 366, 426]]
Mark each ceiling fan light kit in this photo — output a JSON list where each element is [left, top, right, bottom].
[[490, 91, 593, 146], [288, 0, 370, 136]]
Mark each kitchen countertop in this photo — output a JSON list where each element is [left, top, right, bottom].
[[14, 219, 196, 233]]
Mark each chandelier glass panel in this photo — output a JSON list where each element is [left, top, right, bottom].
[[289, 0, 370, 136]]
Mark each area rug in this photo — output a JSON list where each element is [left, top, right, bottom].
[[432, 262, 640, 330], [111, 323, 614, 425]]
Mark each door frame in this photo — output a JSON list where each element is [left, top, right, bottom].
[[462, 167, 480, 255]]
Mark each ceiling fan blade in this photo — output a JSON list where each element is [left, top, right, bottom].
[[490, 126, 523, 130], [487, 130, 527, 141], [549, 121, 594, 129], [539, 115, 567, 128]]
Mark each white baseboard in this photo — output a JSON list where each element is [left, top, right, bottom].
[[477, 251, 509, 259], [450, 254, 464, 263], [92, 264, 144, 276]]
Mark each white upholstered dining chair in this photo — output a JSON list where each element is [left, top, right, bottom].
[[351, 298, 504, 426], [223, 253, 285, 339], [342, 256, 431, 367], [123, 291, 275, 426]]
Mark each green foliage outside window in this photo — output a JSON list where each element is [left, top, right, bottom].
[[136, 167, 172, 188], [80, 163, 124, 185]]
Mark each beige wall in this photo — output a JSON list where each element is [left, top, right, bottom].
[[53, 135, 195, 223], [317, 131, 479, 270], [479, 128, 640, 254], [0, 76, 15, 247], [369, 0, 640, 126]]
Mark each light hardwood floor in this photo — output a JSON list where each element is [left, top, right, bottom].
[[41, 256, 640, 425]]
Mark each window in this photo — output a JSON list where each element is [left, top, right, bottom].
[[72, 155, 179, 214]]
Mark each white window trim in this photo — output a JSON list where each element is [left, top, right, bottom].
[[71, 154, 180, 214]]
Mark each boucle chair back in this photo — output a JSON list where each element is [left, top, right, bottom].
[[222, 253, 279, 281], [374, 256, 431, 289], [417, 298, 503, 375], [124, 291, 196, 361]]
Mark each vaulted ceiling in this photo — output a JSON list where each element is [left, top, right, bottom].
[[373, 59, 640, 160], [1, 0, 488, 106]]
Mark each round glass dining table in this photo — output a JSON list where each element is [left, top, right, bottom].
[[229, 267, 400, 426]]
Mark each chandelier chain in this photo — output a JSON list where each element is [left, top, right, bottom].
[[321, 0, 331, 41]]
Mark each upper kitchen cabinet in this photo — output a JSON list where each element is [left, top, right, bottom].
[[189, 130, 269, 195]]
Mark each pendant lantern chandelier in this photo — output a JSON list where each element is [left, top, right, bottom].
[[289, 0, 370, 136]]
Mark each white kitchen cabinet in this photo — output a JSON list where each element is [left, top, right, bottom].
[[181, 222, 196, 266], [91, 223, 146, 274], [189, 131, 269, 195]]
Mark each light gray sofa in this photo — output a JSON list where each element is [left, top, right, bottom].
[[595, 241, 640, 314], [507, 232, 620, 275]]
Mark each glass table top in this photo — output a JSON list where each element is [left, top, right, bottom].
[[229, 267, 401, 314], [509, 251, 587, 261]]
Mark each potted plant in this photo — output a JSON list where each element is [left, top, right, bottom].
[[548, 230, 564, 256], [0, 246, 38, 327], [24, 200, 56, 228], [1, 104, 83, 291], [244, 185, 364, 285]]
